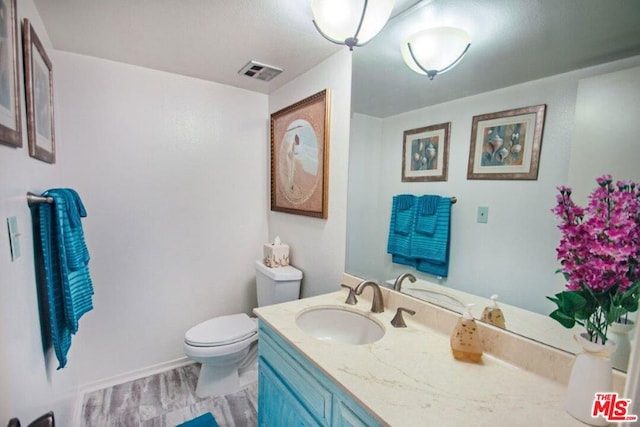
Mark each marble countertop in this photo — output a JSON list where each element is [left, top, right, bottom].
[[254, 288, 587, 427], [388, 278, 583, 354]]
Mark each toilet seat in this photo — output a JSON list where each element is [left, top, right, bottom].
[[184, 313, 257, 347], [184, 330, 258, 358]]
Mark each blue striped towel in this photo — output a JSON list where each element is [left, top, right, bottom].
[[411, 197, 451, 277], [387, 195, 416, 257], [38, 189, 94, 368], [38, 206, 73, 369], [414, 195, 439, 235]]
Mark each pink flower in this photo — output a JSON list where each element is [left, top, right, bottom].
[[553, 175, 640, 294]]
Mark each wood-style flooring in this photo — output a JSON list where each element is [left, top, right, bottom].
[[80, 363, 257, 426]]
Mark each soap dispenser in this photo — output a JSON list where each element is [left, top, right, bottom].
[[481, 294, 506, 329], [450, 304, 483, 363]]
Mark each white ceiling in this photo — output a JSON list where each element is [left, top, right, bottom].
[[34, 0, 640, 118]]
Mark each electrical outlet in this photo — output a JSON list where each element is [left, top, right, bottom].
[[477, 206, 489, 224]]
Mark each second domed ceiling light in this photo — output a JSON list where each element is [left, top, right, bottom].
[[310, 0, 395, 51], [401, 26, 471, 79]]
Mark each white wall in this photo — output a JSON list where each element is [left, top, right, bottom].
[[52, 50, 270, 383], [347, 56, 640, 316], [1, 1, 270, 422], [268, 49, 352, 297], [568, 66, 640, 204]]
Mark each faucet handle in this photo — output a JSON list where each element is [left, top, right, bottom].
[[390, 307, 416, 328], [341, 284, 358, 305]]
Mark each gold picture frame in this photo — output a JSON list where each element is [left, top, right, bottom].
[[23, 19, 56, 163], [0, 0, 21, 148], [402, 122, 450, 182], [270, 89, 330, 218], [467, 104, 546, 180]]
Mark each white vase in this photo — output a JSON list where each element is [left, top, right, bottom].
[[565, 332, 616, 426], [608, 320, 635, 371]]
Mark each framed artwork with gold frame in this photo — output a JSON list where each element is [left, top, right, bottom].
[[23, 19, 56, 163], [467, 104, 546, 180], [270, 89, 331, 218], [402, 122, 450, 182]]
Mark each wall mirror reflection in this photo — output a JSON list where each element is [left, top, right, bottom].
[[346, 0, 640, 373]]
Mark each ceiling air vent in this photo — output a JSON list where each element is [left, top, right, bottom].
[[238, 60, 283, 82]]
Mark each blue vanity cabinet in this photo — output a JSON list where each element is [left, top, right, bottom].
[[258, 321, 383, 427]]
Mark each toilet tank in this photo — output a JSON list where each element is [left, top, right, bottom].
[[255, 260, 302, 307]]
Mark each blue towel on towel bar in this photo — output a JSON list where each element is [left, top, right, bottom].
[[414, 195, 439, 235], [387, 194, 452, 278], [38, 189, 94, 368], [410, 197, 451, 264], [387, 195, 416, 257]]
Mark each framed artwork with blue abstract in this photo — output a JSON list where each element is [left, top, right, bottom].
[[402, 122, 450, 182], [467, 104, 546, 180]]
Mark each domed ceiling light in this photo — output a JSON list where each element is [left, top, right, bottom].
[[311, 0, 395, 51], [401, 26, 471, 79]]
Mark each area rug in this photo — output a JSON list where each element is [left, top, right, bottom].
[[176, 412, 219, 427]]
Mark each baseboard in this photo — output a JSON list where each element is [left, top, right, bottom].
[[72, 357, 194, 426], [79, 356, 194, 394]]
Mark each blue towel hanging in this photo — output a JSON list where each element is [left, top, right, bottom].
[[414, 195, 440, 235], [36, 188, 94, 369], [387, 195, 416, 256], [387, 194, 452, 278]]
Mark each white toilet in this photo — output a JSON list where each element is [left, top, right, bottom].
[[183, 260, 302, 397]]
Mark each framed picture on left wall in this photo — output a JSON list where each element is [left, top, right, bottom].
[[0, 0, 22, 148], [23, 19, 56, 163], [270, 89, 331, 219]]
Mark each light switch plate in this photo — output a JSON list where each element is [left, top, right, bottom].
[[7, 216, 21, 261], [477, 206, 489, 224]]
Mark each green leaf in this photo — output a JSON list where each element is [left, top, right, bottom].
[[546, 295, 560, 306], [549, 309, 576, 329], [623, 300, 639, 313], [559, 291, 587, 315], [607, 306, 627, 324]]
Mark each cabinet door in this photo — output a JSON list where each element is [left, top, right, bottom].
[[259, 325, 332, 423], [333, 397, 382, 427], [258, 321, 382, 427], [258, 359, 321, 427]]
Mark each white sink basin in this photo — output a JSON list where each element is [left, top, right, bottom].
[[295, 306, 385, 345], [404, 287, 466, 310]]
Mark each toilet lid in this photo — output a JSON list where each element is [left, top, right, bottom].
[[185, 313, 257, 346]]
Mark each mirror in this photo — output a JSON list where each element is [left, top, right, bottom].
[[346, 0, 640, 372]]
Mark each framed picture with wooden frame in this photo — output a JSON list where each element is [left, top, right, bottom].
[[0, 0, 22, 148], [402, 122, 450, 182], [467, 104, 546, 180], [23, 19, 56, 163], [270, 89, 331, 219]]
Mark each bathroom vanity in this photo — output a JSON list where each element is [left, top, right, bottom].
[[258, 321, 382, 426], [254, 283, 612, 426]]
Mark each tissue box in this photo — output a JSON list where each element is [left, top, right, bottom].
[[264, 243, 289, 267]]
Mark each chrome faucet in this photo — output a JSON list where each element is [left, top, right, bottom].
[[354, 280, 385, 313], [393, 272, 416, 292]]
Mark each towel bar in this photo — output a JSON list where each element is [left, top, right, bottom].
[[27, 192, 53, 206], [25, 193, 454, 207]]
